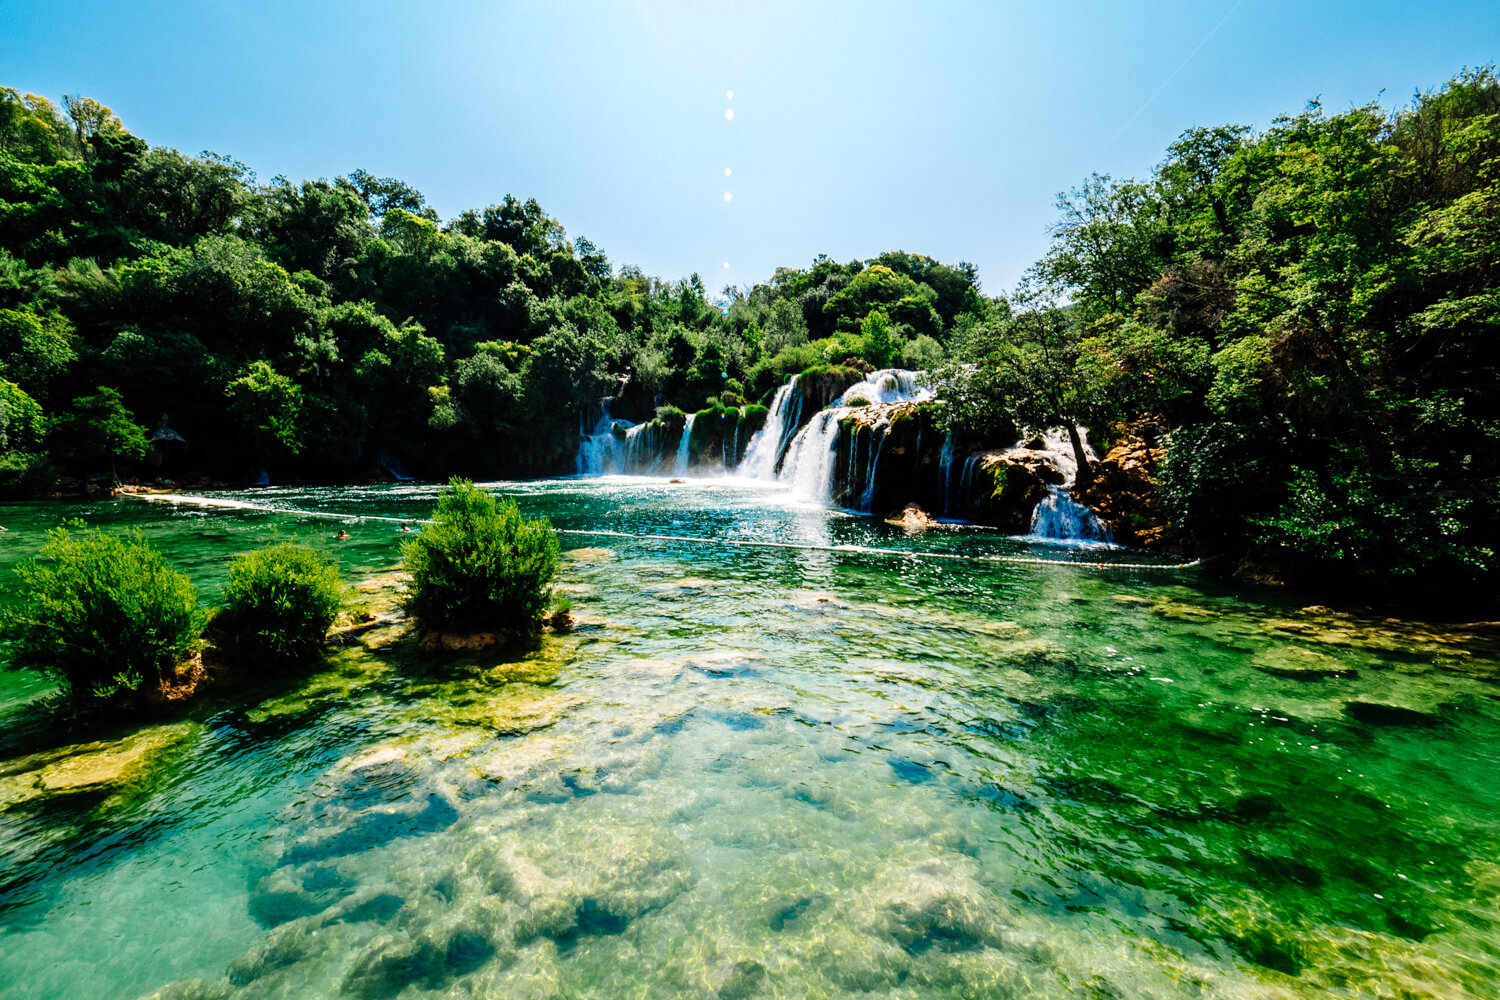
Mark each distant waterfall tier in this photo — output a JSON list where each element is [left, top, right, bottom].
[[574, 404, 762, 475], [571, 368, 1121, 546]]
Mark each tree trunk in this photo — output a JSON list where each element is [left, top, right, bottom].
[[1065, 422, 1092, 492]]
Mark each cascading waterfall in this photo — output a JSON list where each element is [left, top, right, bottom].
[[739, 377, 802, 479], [779, 409, 842, 502], [577, 404, 631, 475], [955, 454, 982, 520], [1024, 426, 1098, 487], [938, 433, 957, 517], [622, 423, 652, 473], [858, 423, 888, 512], [674, 414, 696, 474], [1028, 486, 1114, 543], [773, 369, 933, 502], [570, 368, 1117, 544], [1015, 425, 1114, 543]]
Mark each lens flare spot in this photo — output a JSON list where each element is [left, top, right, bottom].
[[723, 261, 730, 268], [724, 167, 732, 177], [723, 191, 733, 202], [724, 109, 735, 121], [726, 90, 734, 100]]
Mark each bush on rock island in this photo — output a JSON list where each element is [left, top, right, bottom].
[[402, 478, 560, 635], [1, 522, 204, 704], [214, 542, 348, 662]]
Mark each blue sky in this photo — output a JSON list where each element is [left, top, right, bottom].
[[3, 0, 1497, 294]]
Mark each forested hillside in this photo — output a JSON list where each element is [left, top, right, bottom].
[[1, 69, 1497, 598]]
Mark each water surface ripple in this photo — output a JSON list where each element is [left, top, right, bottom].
[[0, 479, 1496, 999]]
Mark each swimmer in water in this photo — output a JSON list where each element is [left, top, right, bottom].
[[336, 529, 348, 540]]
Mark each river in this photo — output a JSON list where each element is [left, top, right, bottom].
[[0, 477, 1496, 999]]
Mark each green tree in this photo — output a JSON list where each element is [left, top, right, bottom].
[[861, 309, 894, 368], [226, 361, 303, 455], [51, 385, 147, 482], [215, 542, 347, 661]]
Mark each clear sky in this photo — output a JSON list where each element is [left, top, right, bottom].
[[2, 0, 1497, 295]]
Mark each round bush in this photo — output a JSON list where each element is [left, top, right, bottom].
[[1, 522, 204, 703], [216, 542, 347, 660], [402, 479, 560, 633]]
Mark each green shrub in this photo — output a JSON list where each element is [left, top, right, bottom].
[[654, 404, 686, 427], [1, 522, 204, 703], [402, 478, 560, 632], [215, 542, 348, 661]]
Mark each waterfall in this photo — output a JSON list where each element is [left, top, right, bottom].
[[955, 454, 981, 520], [622, 422, 652, 473], [1022, 426, 1099, 488], [749, 368, 933, 500], [1027, 486, 1114, 543], [674, 414, 696, 474], [576, 403, 631, 475], [857, 424, 888, 512], [842, 368, 933, 406], [778, 409, 841, 502], [938, 433, 957, 516], [740, 377, 801, 480]]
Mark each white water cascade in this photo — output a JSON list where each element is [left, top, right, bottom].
[[570, 368, 1116, 544], [772, 369, 934, 501], [739, 377, 803, 480], [1017, 426, 1114, 543], [576, 404, 632, 475], [937, 433, 957, 516], [674, 414, 696, 474], [1028, 486, 1114, 543]]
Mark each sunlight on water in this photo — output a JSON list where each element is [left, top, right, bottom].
[[0, 481, 1497, 999]]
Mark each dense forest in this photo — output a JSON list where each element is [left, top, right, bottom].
[[1, 69, 1497, 598]]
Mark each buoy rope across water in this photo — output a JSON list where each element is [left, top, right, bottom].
[[124, 493, 1201, 572]]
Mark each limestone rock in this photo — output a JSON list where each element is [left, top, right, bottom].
[[870, 857, 1007, 955], [965, 452, 1057, 533], [1, 724, 193, 809], [1074, 422, 1176, 549], [885, 503, 938, 532]]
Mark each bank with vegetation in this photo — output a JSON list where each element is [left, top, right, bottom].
[[2, 70, 1498, 601]]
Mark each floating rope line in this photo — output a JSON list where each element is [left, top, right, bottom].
[[125, 492, 1200, 572]]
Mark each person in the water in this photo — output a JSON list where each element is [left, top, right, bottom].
[[335, 529, 348, 540]]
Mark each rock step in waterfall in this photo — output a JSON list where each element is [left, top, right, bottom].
[[574, 368, 1115, 544]]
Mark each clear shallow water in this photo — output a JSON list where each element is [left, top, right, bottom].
[[0, 479, 1497, 999]]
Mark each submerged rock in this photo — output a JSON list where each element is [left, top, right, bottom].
[[565, 547, 616, 562], [1345, 697, 1445, 726], [0, 723, 194, 809], [1253, 646, 1358, 680], [133, 979, 233, 1000], [871, 857, 1007, 955]]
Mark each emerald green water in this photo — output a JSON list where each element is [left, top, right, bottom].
[[1, 479, 1498, 999]]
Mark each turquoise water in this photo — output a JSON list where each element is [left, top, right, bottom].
[[1, 478, 1497, 999]]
